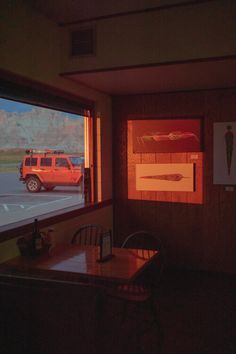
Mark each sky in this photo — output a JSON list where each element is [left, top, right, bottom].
[[0, 97, 82, 120], [0, 98, 33, 112]]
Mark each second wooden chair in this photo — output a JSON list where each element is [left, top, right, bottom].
[[71, 224, 104, 246]]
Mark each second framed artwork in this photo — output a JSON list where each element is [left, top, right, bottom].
[[136, 163, 195, 192], [132, 118, 203, 153]]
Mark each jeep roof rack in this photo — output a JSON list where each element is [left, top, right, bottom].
[[25, 149, 65, 155]]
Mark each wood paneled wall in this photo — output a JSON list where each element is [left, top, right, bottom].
[[112, 89, 236, 274]]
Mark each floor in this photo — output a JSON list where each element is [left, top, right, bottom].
[[1, 268, 236, 354], [159, 270, 236, 354], [103, 269, 236, 354]]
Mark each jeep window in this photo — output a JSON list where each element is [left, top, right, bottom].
[[40, 158, 52, 167], [56, 158, 69, 167], [25, 157, 37, 166], [70, 157, 84, 167]]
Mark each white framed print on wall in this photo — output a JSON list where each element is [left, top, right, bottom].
[[136, 163, 195, 192], [213, 122, 236, 184]]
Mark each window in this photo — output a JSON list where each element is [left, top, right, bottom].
[[0, 76, 96, 237], [56, 158, 69, 167], [69, 156, 84, 167], [25, 158, 37, 166], [40, 158, 52, 167]]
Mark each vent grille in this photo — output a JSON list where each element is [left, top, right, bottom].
[[71, 28, 95, 56]]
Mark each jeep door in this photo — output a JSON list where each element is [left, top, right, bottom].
[[39, 157, 54, 183], [69, 156, 83, 184], [54, 157, 73, 184]]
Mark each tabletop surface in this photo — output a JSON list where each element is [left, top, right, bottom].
[[0, 244, 159, 284]]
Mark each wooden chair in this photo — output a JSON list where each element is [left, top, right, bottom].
[[107, 230, 164, 354], [71, 224, 104, 246]]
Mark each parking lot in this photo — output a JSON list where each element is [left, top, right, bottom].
[[0, 173, 84, 228]]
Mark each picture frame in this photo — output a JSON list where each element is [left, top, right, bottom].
[[213, 122, 236, 184], [132, 118, 203, 153], [136, 163, 195, 192]]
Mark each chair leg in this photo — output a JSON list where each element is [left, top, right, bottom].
[[121, 300, 128, 324], [134, 301, 162, 354], [95, 291, 106, 354], [109, 299, 163, 354], [148, 298, 164, 354], [133, 299, 164, 354]]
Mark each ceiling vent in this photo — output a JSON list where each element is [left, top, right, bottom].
[[71, 27, 95, 56]]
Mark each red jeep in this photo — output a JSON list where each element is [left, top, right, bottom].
[[19, 149, 84, 192]]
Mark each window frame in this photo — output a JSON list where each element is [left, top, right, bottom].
[[0, 70, 98, 241]]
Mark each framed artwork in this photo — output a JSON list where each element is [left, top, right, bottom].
[[132, 118, 202, 153], [136, 163, 195, 192], [213, 122, 236, 184]]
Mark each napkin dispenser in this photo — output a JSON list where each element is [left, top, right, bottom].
[[97, 230, 113, 262]]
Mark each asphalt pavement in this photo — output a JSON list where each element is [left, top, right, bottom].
[[0, 173, 84, 228]]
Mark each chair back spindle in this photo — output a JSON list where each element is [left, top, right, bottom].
[[121, 230, 164, 291], [71, 224, 104, 246]]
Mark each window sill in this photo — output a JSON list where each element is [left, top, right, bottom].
[[0, 199, 112, 243]]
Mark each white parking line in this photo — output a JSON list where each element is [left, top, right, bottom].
[[0, 193, 73, 198], [0, 194, 82, 214], [26, 196, 73, 210], [1, 203, 27, 210]]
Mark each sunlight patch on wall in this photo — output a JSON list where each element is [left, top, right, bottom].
[[128, 119, 203, 204]]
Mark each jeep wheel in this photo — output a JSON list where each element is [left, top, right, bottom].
[[44, 185, 55, 191], [26, 176, 41, 193]]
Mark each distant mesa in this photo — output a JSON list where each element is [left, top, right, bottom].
[[0, 108, 84, 152]]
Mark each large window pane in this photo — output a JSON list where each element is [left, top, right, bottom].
[[0, 97, 86, 229]]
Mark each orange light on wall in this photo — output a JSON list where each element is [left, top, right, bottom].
[[128, 119, 204, 204], [84, 110, 94, 202], [84, 110, 90, 169], [96, 112, 102, 202], [84, 110, 102, 203]]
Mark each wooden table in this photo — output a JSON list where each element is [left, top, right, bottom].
[[0, 244, 159, 284], [0, 245, 159, 354]]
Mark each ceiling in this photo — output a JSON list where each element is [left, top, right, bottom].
[[33, 0, 236, 95], [32, 0, 196, 24], [62, 58, 236, 95]]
